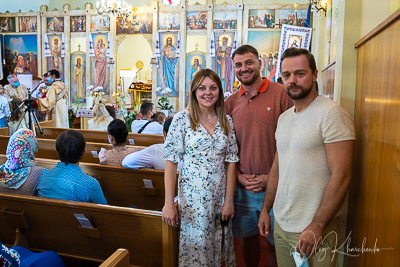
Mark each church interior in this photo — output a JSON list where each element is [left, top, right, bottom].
[[0, 0, 399, 266]]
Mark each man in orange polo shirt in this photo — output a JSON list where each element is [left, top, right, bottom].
[[225, 45, 293, 267]]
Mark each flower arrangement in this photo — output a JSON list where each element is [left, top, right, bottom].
[[86, 85, 106, 104], [155, 87, 173, 112], [72, 95, 85, 114], [112, 91, 128, 117]]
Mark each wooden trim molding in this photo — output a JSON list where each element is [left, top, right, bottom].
[[355, 8, 400, 48]]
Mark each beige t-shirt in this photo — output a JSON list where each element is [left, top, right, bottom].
[[273, 96, 356, 233]]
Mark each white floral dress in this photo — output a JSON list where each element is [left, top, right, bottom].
[[164, 110, 239, 267]]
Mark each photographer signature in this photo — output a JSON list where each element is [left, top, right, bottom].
[[295, 230, 394, 262]]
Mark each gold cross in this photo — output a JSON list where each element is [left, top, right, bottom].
[[195, 43, 199, 50], [293, 3, 299, 11], [78, 44, 81, 51], [132, 7, 137, 12]]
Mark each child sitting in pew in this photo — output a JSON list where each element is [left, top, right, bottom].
[[122, 118, 182, 170], [99, 119, 143, 166], [0, 129, 46, 195], [36, 130, 107, 204]]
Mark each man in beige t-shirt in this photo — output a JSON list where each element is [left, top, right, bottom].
[[258, 48, 355, 267]]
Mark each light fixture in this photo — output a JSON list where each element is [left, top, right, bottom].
[[310, 0, 327, 16], [96, 0, 132, 20]]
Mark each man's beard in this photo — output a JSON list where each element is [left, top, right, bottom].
[[221, 44, 227, 51], [237, 69, 260, 86], [285, 82, 313, 100]]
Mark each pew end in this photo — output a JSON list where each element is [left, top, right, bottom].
[[100, 249, 130, 267], [0, 193, 178, 266]]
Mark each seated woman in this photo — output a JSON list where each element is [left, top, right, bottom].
[[105, 104, 116, 120], [87, 104, 113, 131], [153, 111, 166, 125], [0, 241, 65, 267], [0, 129, 46, 195], [8, 96, 28, 136], [99, 119, 143, 166]]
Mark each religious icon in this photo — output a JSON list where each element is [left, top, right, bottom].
[[248, 10, 276, 28], [47, 17, 64, 32], [70, 16, 86, 32], [213, 12, 237, 30], [93, 35, 107, 88], [278, 9, 308, 27], [91, 15, 110, 31], [50, 37, 62, 71], [3, 35, 38, 76], [159, 13, 180, 30], [157, 32, 179, 97], [186, 12, 207, 30], [72, 55, 85, 98], [0, 17, 16, 33], [186, 51, 206, 105], [288, 35, 302, 48], [248, 31, 281, 81], [18, 16, 37, 32], [116, 14, 153, 34], [213, 32, 235, 93]]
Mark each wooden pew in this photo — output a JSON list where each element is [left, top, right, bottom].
[[0, 193, 178, 267], [40, 127, 164, 146], [0, 120, 54, 136], [0, 155, 173, 210], [0, 127, 8, 135], [100, 249, 130, 267], [0, 135, 144, 164]]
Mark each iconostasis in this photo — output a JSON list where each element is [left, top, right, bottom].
[[0, 1, 309, 112]]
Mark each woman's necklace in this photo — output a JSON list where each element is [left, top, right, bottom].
[[200, 113, 216, 122]]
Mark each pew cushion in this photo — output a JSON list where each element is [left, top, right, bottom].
[[12, 246, 65, 267]]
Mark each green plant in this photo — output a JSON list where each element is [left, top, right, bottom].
[[125, 109, 138, 132], [158, 96, 173, 111]]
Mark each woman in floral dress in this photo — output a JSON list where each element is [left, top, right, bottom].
[[162, 69, 239, 266]]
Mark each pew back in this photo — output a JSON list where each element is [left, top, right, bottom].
[[0, 193, 178, 266], [0, 135, 143, 164], [0, 155, 173, 210], [40, 127, 164, 146], [0, 127, 8, 135]]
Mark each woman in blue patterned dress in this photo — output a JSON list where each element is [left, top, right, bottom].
[[162, 69, 239, 266]]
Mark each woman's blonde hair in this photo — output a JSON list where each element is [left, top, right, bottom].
[[189, 68, 230, 136], [153, 112, 166, 124], [93, 104, 111, 126]]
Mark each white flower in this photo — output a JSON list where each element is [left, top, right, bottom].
[[165, 87, 172, 94], [224, 92, 232, 98]]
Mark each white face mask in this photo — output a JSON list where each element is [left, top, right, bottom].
[[108, 136, 112, 145]]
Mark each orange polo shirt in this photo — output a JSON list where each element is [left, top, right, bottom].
[[225, 78, 293, 181]]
